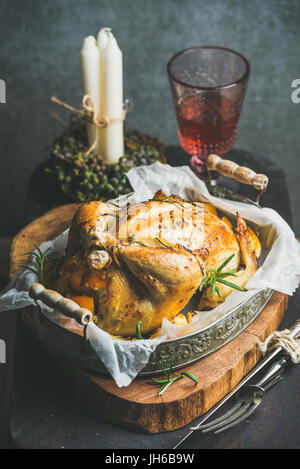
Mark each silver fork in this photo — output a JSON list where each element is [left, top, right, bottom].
[[192, 353, 291, 434]]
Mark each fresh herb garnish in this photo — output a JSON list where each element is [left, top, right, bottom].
[[155, 237, 170, 248], [180, 371, 199, 384], [152, 197, 184, 207], [133, 240, 148, 247], [199, 253, 244, 298], [151, 359, 198, 396], [136, 320, 143, 340], [19, 244, 62, 284]]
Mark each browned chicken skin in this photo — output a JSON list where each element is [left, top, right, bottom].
[[56, 191, 258, 337]]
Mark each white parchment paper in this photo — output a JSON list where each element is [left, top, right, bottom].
[[1, 162, 300, 386]]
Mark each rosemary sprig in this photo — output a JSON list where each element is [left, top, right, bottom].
[[19, 244, 62, 284], [152, 197, 184, 207], [199, 253, 244, 298], [133, 240, 148, 247], [155, 237, 170, 248], [136, 320, 143, 340], [151, 359, 198, 396]]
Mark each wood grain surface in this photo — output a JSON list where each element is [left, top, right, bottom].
[[62, 291, 287, 433], [9, 204, 288, 433]]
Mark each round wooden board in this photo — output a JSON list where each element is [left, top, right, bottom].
[[10, 204, 288, 434], [10, 203, 79, 279]]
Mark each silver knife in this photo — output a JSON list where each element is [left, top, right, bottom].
[[173, 318, 300, 449]]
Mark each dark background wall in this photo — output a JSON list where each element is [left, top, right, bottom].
[[0, 0, 299, 235]]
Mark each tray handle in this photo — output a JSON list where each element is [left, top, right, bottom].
[[206, 154, 269, 192], [29, 283, 92, 326]]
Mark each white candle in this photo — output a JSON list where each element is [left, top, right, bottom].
[[81, 36, 101, 154], [97, 28, 124, 163]]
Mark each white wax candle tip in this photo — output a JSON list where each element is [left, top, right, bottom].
[[97, 27, 113, 49], [81, 36, 98, 53]]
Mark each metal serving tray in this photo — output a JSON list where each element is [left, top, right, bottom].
[[24, 156, 273, 377]]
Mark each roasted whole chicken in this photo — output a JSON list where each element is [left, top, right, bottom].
[[55, 191, 260, 337]]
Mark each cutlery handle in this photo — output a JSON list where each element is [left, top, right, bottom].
[[256, 355, 290, 389], [206, 154, 269, 191], [290, 319, 300, 339]]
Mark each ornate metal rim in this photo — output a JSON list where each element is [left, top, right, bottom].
[[21, 288, 273, 377], [141, 288, 273, 374]]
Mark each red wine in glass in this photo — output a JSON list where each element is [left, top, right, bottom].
[[177, 94, 240, 155]]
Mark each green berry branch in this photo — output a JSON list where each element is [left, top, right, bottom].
[[45, 115, 166, 203]]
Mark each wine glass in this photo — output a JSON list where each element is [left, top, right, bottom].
[[167, 46, 250, 178]]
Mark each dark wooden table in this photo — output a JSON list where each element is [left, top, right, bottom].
[[5, 147, 300, 449]]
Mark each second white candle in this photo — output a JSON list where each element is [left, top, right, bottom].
[[98, 28, 124, 163]]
